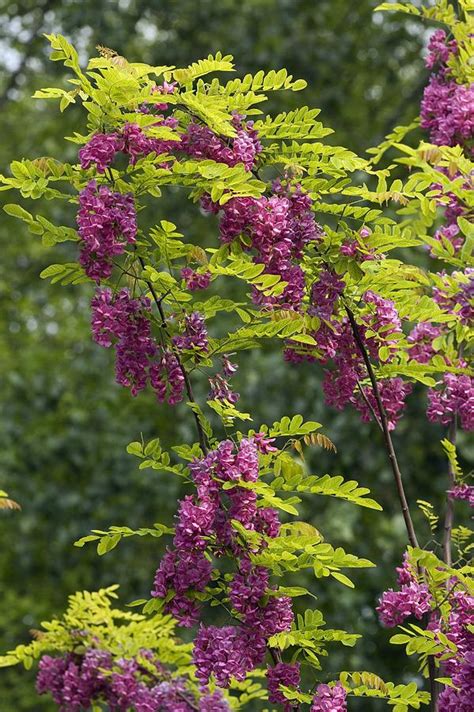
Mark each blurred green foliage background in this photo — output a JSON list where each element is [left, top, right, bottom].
[[0, 1, 472, 709]]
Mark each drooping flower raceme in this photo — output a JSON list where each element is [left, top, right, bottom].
[[427, 373, 474, 431], [36, 648, 230, 711], [310, 682, 347, 711], [91, 288, 185, 403], [267, 662, 301, 710], [77, 182, 137, 281], [150, 438, 293, 686]]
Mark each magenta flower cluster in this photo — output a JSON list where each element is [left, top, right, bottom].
[[377, 557, 432, 628], [310, 682, 347, 711], [427, 373, 474, 431], [181, 267, 212, 291], [420, 30, 473, 150], [267, 662, 301, 710], [173, 311, 209, 353], [151, 437, 293, 686], [206, 182, 322, 309], [449, 483, 474, 507], [180, 114, 262, 172], [79, 118, 179, 173], [434, 588, 474, 711], [209, 355, 240, 405], [36, 648, 228, 711], [433, 268, 473, 326], [421, 30, 472, 254], [287, 281, 411, 429], [430, 177, 470, 255], [77, 181, 137, 281], [91, 288, 185, 402]]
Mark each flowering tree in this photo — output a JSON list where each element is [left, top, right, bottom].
[[0, 1, 472, 710]]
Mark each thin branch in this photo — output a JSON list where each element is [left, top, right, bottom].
[[356, 379, 383, 432], [427, 655, 439, 712], [137, 255, 209, 454], [345, 306, 419, 548]]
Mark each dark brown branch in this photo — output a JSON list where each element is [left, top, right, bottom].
[[137, 255, 209, 454], [345, 306, 419, 549], [346, 307, 442, 708], [356, 379, 383, 432], [427, 655, 439, 712]]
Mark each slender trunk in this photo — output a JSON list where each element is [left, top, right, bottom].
[[345, 307, 419, 548]]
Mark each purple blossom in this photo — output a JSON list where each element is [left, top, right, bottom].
[[310, 269, 344, 319], [150, 350, 186, 405], [433, 269, 474, 325], [421, 75, 474, 149], [448, 484, 474, 507], [199, 690, 232, 711], [432, 589, 474, 710], [310, 682, 347, 711], [173, 312, 209, 352], [181, 267, 211, 291], [354, 378, 412, 431], [217, 186, 321, 308], [377, 581, 432, 627], [37, 650, 111, 711], [407, 322, 443, 363], [208, 374, 240, 405], [267, 662, 300, 710], [79, 132, 120, 173], [427, 373, 474, 431], [193, 625, 255, 687], [253, 432, 278, 454], [255, 506, 281, 538], [180, 117, 262, 171], [229, 563, 269, 617], [396, 551, 416, 586], [425, 30, 458, 69], [77, 181, 137, 281]]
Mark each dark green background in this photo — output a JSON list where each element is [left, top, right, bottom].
[[0, 1, 471, 709]]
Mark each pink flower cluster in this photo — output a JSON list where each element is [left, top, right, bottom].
[[151, 437, 292, 686], [407, 322, 442, 363], [430, 177, 470, 254], [433, 268, 473, 326], [449, 483, 474, 507], [425, 29, 458, 69], [79, 118, 179, 173], [377, 556, 432, 628], [434, 588, 474, 711], [287, 285, 411, 429], [340, 226, 377, 262], [91, 288, 185, 402], [267, 662, 301, 710], [310, 682, 347, 711], [77, 181, 137, 281], [79, 111, 261, 176], [427, 373, 474, 431], [420, 31, 473, 150], [421, 76, 474, 149], [209, 355, 240, 405], [181, 267, 211, 291], [180, 114, 262, 172], [173, 311, 209, 352], [421, 29, 472, 255], [207, 183, 321, 309], [36, 648, 229, 711]]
